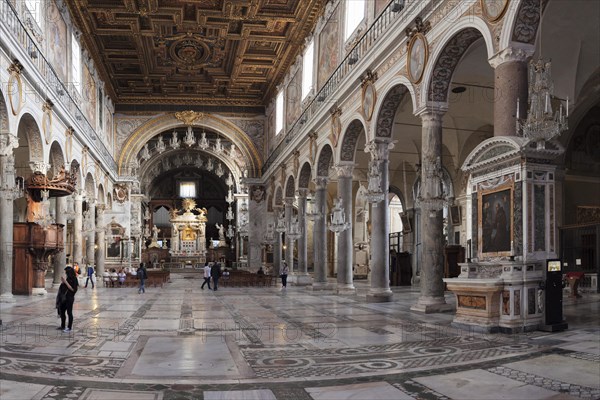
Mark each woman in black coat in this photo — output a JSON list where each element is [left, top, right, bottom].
[[57, 266, 78, 332]]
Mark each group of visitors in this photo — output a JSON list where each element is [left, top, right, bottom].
[[201, 261, 225, 291], [55, 261, 148, 333]]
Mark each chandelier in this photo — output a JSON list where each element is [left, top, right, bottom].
[[286, 216, 302, 240], [183, 126, 196, 147], [226, 224, 235, 239], [156, 135, 166, 153], [517, 59, 568, 143], [170, 130, 180, 149], [226, 205, 235, 221], [198, 130, 210, 150], [305, 195, 322, 220], [365, 159, 385, 205], [328, 197, 350, 235], [225, 188, 235, 204], [275, 210, 287, 233], [263, 222, 275, 244], [214, 137, 224, 154]]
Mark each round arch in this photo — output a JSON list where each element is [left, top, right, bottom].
[[297, 162, 312, 189], [338, 119, 366, 162], [117, 114, 262, 177], [48, 141, 65, 177], [284, 175, 295, 198], [421, 17, 495, 104], [371, 77, 417, 137], [15, 113, 44, 164], [84, 173, 96, 200], [373, 83, 412, 140], [315, 144, 334, 177]]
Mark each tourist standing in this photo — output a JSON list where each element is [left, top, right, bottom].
[[137, 263, 148, 294], [211, 262, 222, 291], [58, 266, 78, 333], [280, 261, 289, 288], [84, 264, 95, 288], [201, 262, 212, 290]]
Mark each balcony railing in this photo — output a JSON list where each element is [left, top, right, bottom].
[[0, 0, 117, 173], [262, 0, 409, 174]]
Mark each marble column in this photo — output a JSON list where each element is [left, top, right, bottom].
[[52, 196, 67, 288], [366, 140, 393, 302], [0, 134, 19, 302], [489, 47, 532, 137], [336, 163, 355, 293], [73, 192, 83, 264], [284, 198, 294, 272], [95, 204, 105, 277], [85, 200, 96, 267], [312, 176, 330, 289], [273, 208, 282, 276], [411, 110, 452, 313], [295, 189, 311, 285]]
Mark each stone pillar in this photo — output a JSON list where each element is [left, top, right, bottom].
[[312, 176, 330, 289], [411, 110, 452, 313], [366, 140, 393, 302], [284, 198, 294, 272], [295, 189, 311, 285], [85, 200, 96, 267], [336, 163, 355, 293], [95, 205, 105, 277], [273, 208, 282, 276], [0, 133, 19, 302], [52, 196, 67, 288], [489, 47, 532, 137], [73, 192, 83, 264]]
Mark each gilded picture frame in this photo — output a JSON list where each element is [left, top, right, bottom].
[[481, 0, 509, 23], [361, 81, 376, 121], [407, 33, 428, 84], [478, 180, 513, 257], [7, 72, 23, 116]]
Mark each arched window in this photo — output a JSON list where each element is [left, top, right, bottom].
[[302, 40, 314, 100], [275, 91, 284, 134]]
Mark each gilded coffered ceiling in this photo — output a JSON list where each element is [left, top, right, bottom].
[[65, 0, 325, 112]]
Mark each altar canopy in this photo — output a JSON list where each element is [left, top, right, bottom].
[[169, 199, 207, 263]]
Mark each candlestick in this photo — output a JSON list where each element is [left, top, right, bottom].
[[566, 97, 569, 117], [516, 98, 520, 120]]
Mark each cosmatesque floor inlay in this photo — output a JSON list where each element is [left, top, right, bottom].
[[0, 274, 598, 400]]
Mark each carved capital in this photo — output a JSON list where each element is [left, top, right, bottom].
[[314, 176, 329, 189], [29, 161, 51, 174], [296, 188, 309, 198], [284, 197, 294, 206], [364, 139, 395, 161], [335, 163, 355, 178], [489, 46, 534, 68]]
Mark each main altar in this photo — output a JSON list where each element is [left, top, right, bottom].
[[169, 198, 207, 264]]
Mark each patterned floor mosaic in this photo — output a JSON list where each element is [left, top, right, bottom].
[[0, 274, 598, 399]]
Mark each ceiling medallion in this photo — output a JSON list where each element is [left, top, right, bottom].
[[157, 32, 224, 71]]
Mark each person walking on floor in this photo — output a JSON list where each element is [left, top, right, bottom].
[[201, 262, 212, 290], [84, 264, 95, 289], [211, 262, 222, 291], [280, 261, 289, 289], [57, 266, 78, 333], [137, 262, 148, 294]]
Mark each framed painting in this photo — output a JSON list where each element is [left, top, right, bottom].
[[106, 237, 122, 259], [450, 205, 461, 226], [478, 181, 513, 257]]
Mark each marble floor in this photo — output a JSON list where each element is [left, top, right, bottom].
[[1, 274, 598, 400]]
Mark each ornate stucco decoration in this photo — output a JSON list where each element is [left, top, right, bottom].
[[42, 100, 54, 144], [330, 106, 342, 148], [175, 111, 206, 126], [7, 60, 24, 116]]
